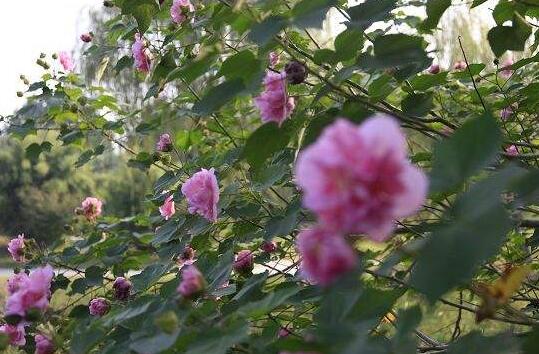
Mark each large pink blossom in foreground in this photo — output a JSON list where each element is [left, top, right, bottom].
[[296, 227, 356, 286], [8, 234, 25, 262], [35, 334, 55, 354], [159, 195, 176, 220], [295, 115, 428, 242], [254, 71, 295, 126], [7, 272, 29, 295], [6, 265, 54, 317], [170, 0, 194, 24], [177, 265, 205, 298], [81, 197, 103, 221], [59, 51, 74, 72], [0, 324, 26, 346], [181, 168, 219, 222], [132, 33, 151, 72]]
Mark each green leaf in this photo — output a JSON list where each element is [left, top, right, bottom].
[[446, 332, 520, 354], [401, 92, 434, 117], [347, 0, 397, 29], [488, 13, 532, 57], [420, 0, 451, 31], [292, 0, 337, 29], [410, 201, 512, 302], [129, 331, 180, 354], [218, 50, 262, 84], [131, 263, 171, 292], [429, 114, 502, 193], [118, 0, 159, 33], [409, 72, 448, 91], [26, 142, 52, 162], [242, 122, 292, 171], [192, 79, 245, 116], [264, 201, 300, 241], [523, 326, 539, 354], [70, 323, 105, 354], [368, 74, 397, 101], [185, 319, 249, 354], [151, 50, 177, 84], [471, 0, 489, 8], [85, 265, 104, 286], [248, 16, 286, 45]]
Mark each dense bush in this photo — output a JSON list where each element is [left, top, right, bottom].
[[2, 0, 539, 353]]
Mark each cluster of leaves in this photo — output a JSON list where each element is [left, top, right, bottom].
[[5, 0, 539, 353]]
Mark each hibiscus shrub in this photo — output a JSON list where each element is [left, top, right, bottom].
[[4, 0, 539, 353]]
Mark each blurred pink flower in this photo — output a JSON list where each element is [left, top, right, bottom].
[[81, 197, 103, 221], [296, 227, 356, 286], [501, 106, 514, 120], [453, 60, 466, 70], [80, 33, 93, 43], [177, 265, 205, 298], [8, 234, 25, 263], [500, 58, 513, 79], [59, 51, 74, 72], [278, 327, 291, 338], [89, 297, 109, 317], [159, 195, 176, 220], [269, 52, 280, 68], [7, 272, 29, 295], [0, 324, 26, 347], [506, 145, 519, 156], [427, 64, 440, 74], [132, 33, 151, 72], [6, 265, 54, 317], [295, 115, 428, 242], [156, 133, 173, 152], [35, 334, 55, 354], [254, 71, 295, 126], [181, 168, 219, 222], [113, 277, 131, 301], [171, 0, 194, 24], [233, 250, 254, 275]]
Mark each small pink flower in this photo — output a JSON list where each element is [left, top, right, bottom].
[[8, 234, 25, 262], [278, 327, 291, 338], [89, 297, 109, 317], [132, 33, 151, 73], [35, 334, 55, 354], [233, 250, 254, 275], [113, 277, 131, 301], [177, 265, 205, 299], [159, 195, 176, 220], [453, 60, 466, 71], [427, 64, 440, 74], [181, 168, 220, 222], [59, 51, 74, 72], [261, 240, 277, 253], [177, 245, 196, 268], [0, 324, 26, 347], [171, 0, 194, 24], [254, 71, 295, 126], [6, 265, 54, 317], [80, 33, 93, 43], [295, 115, 428, 242], [7, 273, 29, 295], [269, 52, 280, 68], [296, 227, 356, 286], [500, 58, 513, 79], [505, 145, 518, 156], [81, 197, 103, 221], [156, 133, 173, 152], [501, 106, 514, 120]]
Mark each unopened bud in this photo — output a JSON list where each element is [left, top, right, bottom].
[[16, 91, 23, 97], [284, 60, 308, 85]]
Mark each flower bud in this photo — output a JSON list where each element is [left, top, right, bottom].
[[233, 250, 254, 275], [89, 297, 109, 317], [261, 240, 277, 253], [52, 53, 58, 60], [112, 277, 132, 301], [80, 33, 93, 43], [177, 265, 206, 299], [16, 92, 23, 98], [284, 60, 307, 85]]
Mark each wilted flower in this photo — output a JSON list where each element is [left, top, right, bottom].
[[284, 60, 307, 85], [80, 33, 93, 43], [59, 51, 74, 71], [261, 240, 277, 253], [296, 227, 356, 286], [181, 168, 219, 222], [0, 324, 26, 347], [89, 297, 110, 317], [171, 0, 194, 24], [177, 245, 196, 268], [254, 71, 295, 126], [35, 334, 55, 354], [156, 133, 173, 152], [132, 33, 151, 72], [6, 265, 54, 317], [294, 115, 428, 242], [7, 234, 25, 263], [81, 197, 103, 221], [159, 194, 176, 220], [233, 250, 254, 275], [113, 277, 132, 301], [177, 265, 205, 299]]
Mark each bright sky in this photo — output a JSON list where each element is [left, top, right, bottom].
[[0, 0, 101, 116]]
